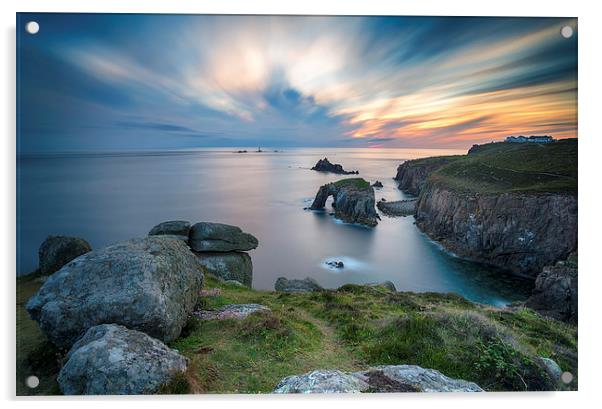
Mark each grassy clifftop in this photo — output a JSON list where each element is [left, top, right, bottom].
[[17, 274, 577, 394], [422, 139, 577, 195]]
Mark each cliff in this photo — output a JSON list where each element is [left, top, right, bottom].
[[394, 156, 460, 196], [310, 178, 379, 227], [402, 139, 577, 278]]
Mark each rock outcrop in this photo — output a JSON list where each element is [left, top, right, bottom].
[[194, 304, 270, 321], [309, 178, 379, 227], [38, 235, 92, 276], [273, 366, 483, 393], [26, 236, 204, 348], [377, 199, 417, 217], [311, 158, 358, 175], [189, 222, 258, 252], [195, 252, 253, 286], [415, 187, 577, 277], [58, 324, 187, 395], [526, 254, 578, 323], [275, 277, 323, 293], [394, 157, 458, 196], [148, 220, 191, 240]]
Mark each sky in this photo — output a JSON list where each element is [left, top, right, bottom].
[[17, 14, 577, 152]]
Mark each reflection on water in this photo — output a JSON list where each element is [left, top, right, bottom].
[[17, 148, 533, 306]]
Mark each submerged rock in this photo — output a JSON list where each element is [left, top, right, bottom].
[[309, 178, 379, 227], [189, 222, 258, 252], [273, 365, 483, 393], [148, 220, 191, 240], [311, 158, 358, 175], [377, 199, 417, 217], [38, 235, 92, 276], [26, 236, 204, 348], [526, 255, 578, 323], [326, 260, 344, 269], [194, 304, 270, 321], [275, 277, 323, 293], [58, 324, 187, 395], [195, 251, 253, 286]]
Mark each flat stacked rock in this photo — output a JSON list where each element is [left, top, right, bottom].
[[148, 220, 191, 241], [273, 365, 483, 393], [58, 324, 187, 395]]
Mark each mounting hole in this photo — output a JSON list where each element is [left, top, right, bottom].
[[561, 371, 573, 384], [25, 375, 39, 389], [561, 25, 573, 39], [25, 21, 39, 35]]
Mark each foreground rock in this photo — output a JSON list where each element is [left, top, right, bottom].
[[273, 366, 483, 393], [194, 304, 270, 320], [148, 220, 191, 240], [377, 199, 417, 217], [195, 252, 253, 286], [38, 235, 92, 276], [275, 277, 323, 293], [58, 324, 187, 395], [26, 236, 204, 348], [309, 178, 379, 227], [189, 222, 258, 252], [526, 254, 578, 323], [311, 158, 358, 175]]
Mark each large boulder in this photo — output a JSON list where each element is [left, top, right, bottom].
[[148, 220, 191, 240], [273, 366, 483, 393], [189, 222, 258, 252], [275, 277, 323, 293], [38, 235, 92, 276], [195, 252, 252, 286], [26, 236, 204, 348], [58, 324, 187, 395]]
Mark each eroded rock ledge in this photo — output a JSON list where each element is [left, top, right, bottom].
[[309, 178, 379, 227]]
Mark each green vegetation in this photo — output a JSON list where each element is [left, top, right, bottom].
[[427, 139, 577, 195], [16, 275, 577, 394], [333, 178, 371, 190]]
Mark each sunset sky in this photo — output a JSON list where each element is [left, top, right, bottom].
[[17, 14, 577, 152]]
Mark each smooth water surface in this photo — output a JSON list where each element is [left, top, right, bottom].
[[17, 148, 533, 306]]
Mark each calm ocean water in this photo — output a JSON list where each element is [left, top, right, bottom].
[[17, 148, 533, 306]]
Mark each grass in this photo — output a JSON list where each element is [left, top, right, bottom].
[[426, 139, 577, 195], [16, 275, 578, 394], [333, 178, 371, 190]]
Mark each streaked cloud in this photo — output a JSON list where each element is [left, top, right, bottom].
[[17, 14, 577, 152]]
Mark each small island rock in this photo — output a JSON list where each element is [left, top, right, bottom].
[[311, 158, 358, 175]]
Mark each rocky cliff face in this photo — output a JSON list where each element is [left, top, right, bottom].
[[394, 157, 457, 196], [310, 179, 379, 227], [415, 186, 577, 277]]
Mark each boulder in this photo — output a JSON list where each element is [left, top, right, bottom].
[[273, 366, 483, 393], [148, 220, 191, 240], [194, 304, 270, 321], [26, 236, 204, 348], [58, 324, 187, 395], [38, 235, 92, 276], [275, 277, 323, 293], [311, 158, 358, 175], [539, 357, 562, 382], [189, 222, 258, 252], [367, 281, 397, 292], [525, 255, 577, 323], [195, 252, 252, 286], [274, 370, 368, 393]]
